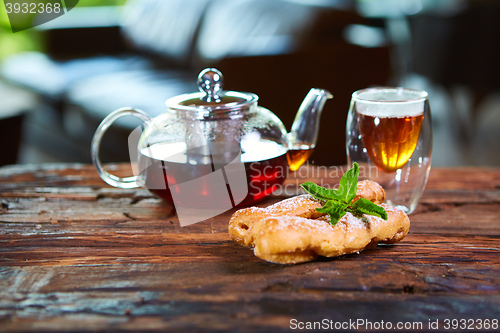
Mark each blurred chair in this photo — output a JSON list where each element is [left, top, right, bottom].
[[411, 0, 500, 140], [1, 0, 391, 166]]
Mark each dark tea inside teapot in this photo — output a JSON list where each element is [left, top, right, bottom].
[[140, 140, 288, 207]]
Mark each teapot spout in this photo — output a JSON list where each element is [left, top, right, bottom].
[[287, 88, 333, 151]]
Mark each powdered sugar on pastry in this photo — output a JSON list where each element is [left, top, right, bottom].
[[228, 181, 409, 264]]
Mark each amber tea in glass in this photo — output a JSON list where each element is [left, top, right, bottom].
[[346, 87, 432, 214], [357, 109, 424, 172]]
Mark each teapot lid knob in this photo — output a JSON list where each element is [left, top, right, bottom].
[[166, 68, 258, 112], [198, 68, 223, 102]]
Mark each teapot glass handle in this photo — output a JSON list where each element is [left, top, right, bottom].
[[91, 107, 151, 189]]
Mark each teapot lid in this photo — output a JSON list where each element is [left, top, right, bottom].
[[165, 68, 258, 113]]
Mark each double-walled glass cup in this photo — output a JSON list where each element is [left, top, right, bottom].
[[346, 87, 432, 214]]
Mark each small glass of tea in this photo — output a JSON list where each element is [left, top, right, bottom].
[[346, 87, 432, 214]]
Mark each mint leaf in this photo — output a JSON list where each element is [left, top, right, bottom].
[[315, 200, 347, 214], [316, 200, 348, 226], [301, 182, 342, 201], [349, 198, 388, 220], [300, 162, 360, 203], [300, 162, 387, 227], [337, 162, 359, 204]]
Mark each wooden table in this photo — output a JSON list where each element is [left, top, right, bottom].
[[1, 164, 499, 332]]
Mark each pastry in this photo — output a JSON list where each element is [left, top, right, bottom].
[[228, 180, 410, 264], [229, 180, 385, 246]]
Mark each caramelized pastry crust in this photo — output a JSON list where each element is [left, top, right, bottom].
[[228, 180, 409, 264]]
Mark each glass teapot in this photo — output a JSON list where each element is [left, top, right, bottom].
[[91, 68, 332, 217]]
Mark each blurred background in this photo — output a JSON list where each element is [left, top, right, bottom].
[[1, 0, 499, 167]]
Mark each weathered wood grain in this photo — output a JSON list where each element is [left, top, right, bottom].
[[1, 164, 499, 332]]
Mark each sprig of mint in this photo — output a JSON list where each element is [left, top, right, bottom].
[[300, 162, 388, 226]]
